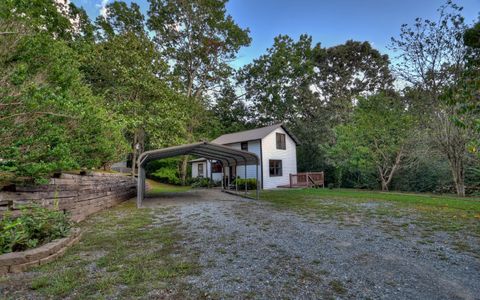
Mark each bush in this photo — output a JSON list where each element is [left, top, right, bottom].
[[150, 167, 181, 185], [234, 178, 257, 190], [190, 177, 218, 188], [328, 183, 335, 189], [0, 205, 73, 254]]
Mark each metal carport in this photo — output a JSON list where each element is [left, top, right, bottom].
[[136, 141, 260, 207]]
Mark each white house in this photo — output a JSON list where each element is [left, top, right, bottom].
[[190, 124, 299, 189]]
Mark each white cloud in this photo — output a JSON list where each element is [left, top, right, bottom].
[[96, 0, 109, 18]]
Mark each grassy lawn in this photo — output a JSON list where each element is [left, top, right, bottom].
[[146, 179, 191, 194], [258, 188, 480, 253], [0, 200, 199, 299]]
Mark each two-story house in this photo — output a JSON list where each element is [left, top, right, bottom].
[[190, 124, 299, 189]]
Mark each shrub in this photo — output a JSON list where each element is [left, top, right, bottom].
[[190, 177, 217, 188], [234, 178, 257, 190], [328, 183, 335, 189], [0, 205, 73, 254], [150, 167, 181, 185]]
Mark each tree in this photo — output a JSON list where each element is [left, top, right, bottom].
[[447, 22, 480, 156], [95, 1, 145, 39], [238, 34, 316, 124], [312, 40, 393, 124], [211, 84, 253, 134], [147, 0, 251, 184], [238, 35, 393, 173], [0, 0, 93, 42], [390, 1, 473, 196], [89, 1, 187, 176], [327, 94, 414, 191], [0, 32, 127, 183]]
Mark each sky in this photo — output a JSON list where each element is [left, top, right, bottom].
[[72, 0, 480, 68]]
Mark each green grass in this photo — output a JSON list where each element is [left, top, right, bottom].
[[257, 188, 480, 243], [1, 200, 199, 299], [146, 179, 191, 194], [259, 188, 480, 212]]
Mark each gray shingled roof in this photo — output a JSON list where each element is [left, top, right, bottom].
[[211, 123, 300, 145]]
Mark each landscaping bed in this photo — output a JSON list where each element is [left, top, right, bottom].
[[0, 228, 81, 275]]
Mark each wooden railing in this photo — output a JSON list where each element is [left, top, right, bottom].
[[289, 172, 324, 188]]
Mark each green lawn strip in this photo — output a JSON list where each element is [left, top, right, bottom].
[[5, 200, 200, 299], [146, 179, 191, 194], [258, 188, 480, 240]]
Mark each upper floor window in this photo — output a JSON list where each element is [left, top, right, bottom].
[[276, 133, 286, 150], [241, 141, 248, 151]]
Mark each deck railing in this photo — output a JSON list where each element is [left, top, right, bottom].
[[288, 172, 324, 188]]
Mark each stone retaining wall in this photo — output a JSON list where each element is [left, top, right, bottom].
[[0, 228, 82, 275], [0, 172, 137, 222]]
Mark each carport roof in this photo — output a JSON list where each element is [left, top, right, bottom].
[[138, 141, 259, 167]]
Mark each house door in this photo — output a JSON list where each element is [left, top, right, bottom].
[[229, 166, 236, 182], [224, 166, 237, 186]]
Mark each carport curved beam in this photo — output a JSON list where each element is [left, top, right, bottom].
[[136, 142, 260, 207]]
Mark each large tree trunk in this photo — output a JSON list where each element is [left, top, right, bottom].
[[434, 111, 467, 197], [180, 155, 189, 186], [380, 177, 389, 191], [377, 148, 403, 192], [449, 152, 466, 197]]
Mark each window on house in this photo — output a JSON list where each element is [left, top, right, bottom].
[[198, 163, 204, 177], [276, 133, 286, 150], [241, 142, 248, 151], [269, 160, 282, 177]]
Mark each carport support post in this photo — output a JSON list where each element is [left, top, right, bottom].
[[209, 160, 213, 188], [221, 165, 225, 191], [256, 163, 259, 200], [244, 159, 247, 196], [226, 163, 230, 190], [137, 166, 145, 208]]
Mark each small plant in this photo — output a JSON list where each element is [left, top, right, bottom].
[[234, 178, 257, 190], [190, 177, 217, 188], [0, 205, 73, 254]]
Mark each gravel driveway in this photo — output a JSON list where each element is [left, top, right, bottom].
[[146, 189, 480, 299]]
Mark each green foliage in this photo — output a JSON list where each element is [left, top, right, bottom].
[[234, 178, 257, 190], [0, 32, 127, 182], [190, 177, 217, 188], [447, 21, 480, 157], [148, 0, 251, 99], [0, 206, 72, 254], [95, 1, 146, 39], [151, 168, 181, 185], [327, 93, 414, 190]]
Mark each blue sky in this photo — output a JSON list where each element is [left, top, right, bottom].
[[73, 0, 480, 68]]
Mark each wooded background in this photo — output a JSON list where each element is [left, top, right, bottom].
[[0, 0, 478, 196]]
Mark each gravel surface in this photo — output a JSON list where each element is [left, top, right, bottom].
[[148, 189, 480, 300]]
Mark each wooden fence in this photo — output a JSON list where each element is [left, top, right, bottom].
[[288, 172, 325, 188]]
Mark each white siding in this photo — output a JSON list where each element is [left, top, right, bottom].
[[192, 160, 222, 182], [261, 127, 297, 189], [211, 161, 223, 182], [191, 161, 207, 178], [228, 140, 262, 185], [190, 128, 297, 189]]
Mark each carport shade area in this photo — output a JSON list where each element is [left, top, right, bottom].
[[136, 141, 260, 207]]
